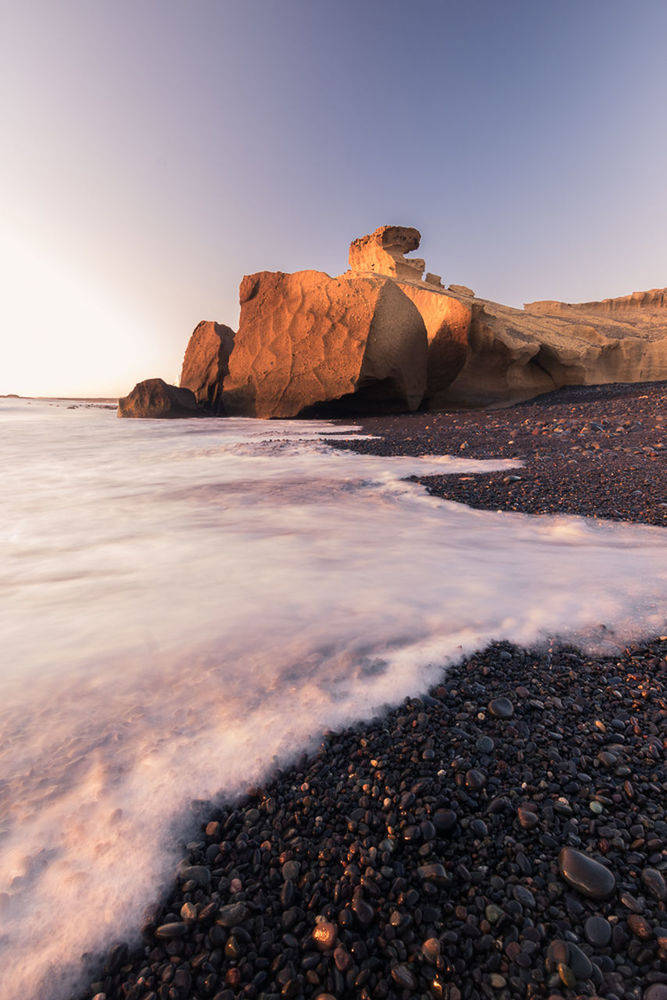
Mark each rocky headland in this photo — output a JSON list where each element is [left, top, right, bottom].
[[118, 226, 667, 418]]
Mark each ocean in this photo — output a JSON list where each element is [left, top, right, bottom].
[[1, 397, 665, 999]]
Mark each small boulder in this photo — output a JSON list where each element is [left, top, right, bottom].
[[118, 378, 203, 418]]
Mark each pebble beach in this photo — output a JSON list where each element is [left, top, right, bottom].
[[82, 382, 666, 1000]]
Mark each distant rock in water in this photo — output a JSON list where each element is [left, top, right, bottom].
[[221, 269, 427, 418], [180, 320, 235, 414], [126, 226, 667, 417], [117, 378, 203, 418]]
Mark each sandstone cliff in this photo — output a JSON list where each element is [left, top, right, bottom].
[[437, 287, 667, 408], [344, 226, 667, 408], [121, 225, 666, 418]]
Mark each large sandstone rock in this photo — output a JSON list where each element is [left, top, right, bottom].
[[347, 226, 472, 404], [221, 269, 427, 418], [118, 378, 203, 418], [180, 320, 235, 413]]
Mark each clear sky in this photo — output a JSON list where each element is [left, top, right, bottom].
[[2, 0, 666, 397]]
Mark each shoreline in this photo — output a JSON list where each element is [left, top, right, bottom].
[[332, 380, 666, 528], [83, 637, 667, 1000], [81, 382, 666, 1000]]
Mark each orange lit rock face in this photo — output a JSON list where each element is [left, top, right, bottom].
[[118, 378, 202, 418], [221, 269, 428, 418], [180, 320, 235, 413], [348, 226, 473, 403], [348, 225, 425, 282], [397, 284, 472, 407]]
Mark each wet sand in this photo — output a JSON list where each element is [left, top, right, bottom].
[[82, 383, 666, 1000]]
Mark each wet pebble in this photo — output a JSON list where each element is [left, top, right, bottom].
[[217, 902, 249, 927], [432, 808, 457, 833], [179, 864, 210, 887], [488, 697, 514, 719], [585, 915, 612, 947], [558, 846, 616, 899], [642, 867, 667, 901], [391, 964, 417, 990], [312, 920, 337, 951], [155, 922, 188, 940]]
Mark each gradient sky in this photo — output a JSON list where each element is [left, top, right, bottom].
[[2, 0, 666, 397]]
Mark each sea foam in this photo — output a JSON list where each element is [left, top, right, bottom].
[[0, 399, 665, 999]]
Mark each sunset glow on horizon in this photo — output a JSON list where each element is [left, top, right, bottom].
[[2, 0, 666, 397]]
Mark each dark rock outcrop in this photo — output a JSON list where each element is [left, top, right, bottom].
[[118, 379, 203, 418]]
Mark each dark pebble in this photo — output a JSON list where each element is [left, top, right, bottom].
[[432, 808, 457, 833], [465, 768, 486, 790], [558, 846, 616, 899], [391, 964, 417, 990], [644, 986, 667, 1000], [585, 915, 612, 947], [217, 902, 249, 927], [155, 923, 188, 940], [488, 697, 514, 719], [642, 868, 667, 901]]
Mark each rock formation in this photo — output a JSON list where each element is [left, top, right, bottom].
[[220, 269, 427, 418], [346, 226, 667, 407], [348, 225, 425, 282], [180, 320, 235, 413], [118, 379, 202, 418], [119, 225, 667, 418], [346, 226, 473, 407], [438, 287, 667, 408]]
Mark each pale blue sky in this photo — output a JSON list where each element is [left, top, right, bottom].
[[2, 0, 666, 395]]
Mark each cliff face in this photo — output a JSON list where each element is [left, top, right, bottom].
[[526, 288, 667, 320], [159, 226, 667, 419], [435, 294, 666, 407], [345, 227, 667, 408], [433, 287, 667, 408]]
